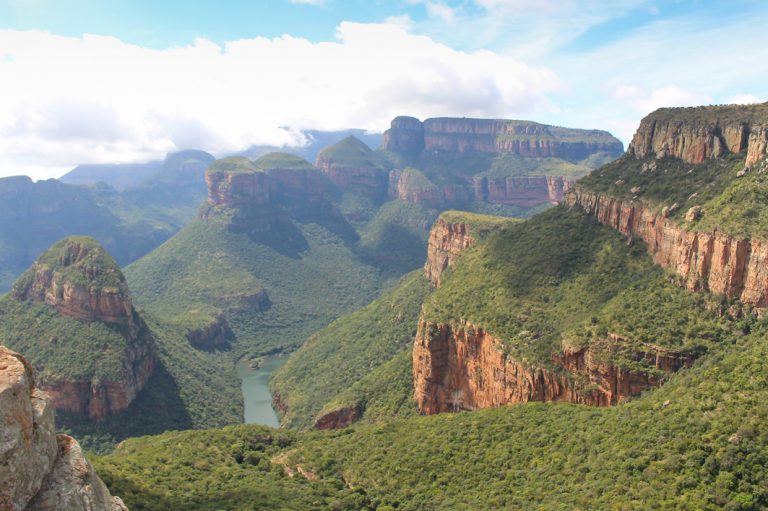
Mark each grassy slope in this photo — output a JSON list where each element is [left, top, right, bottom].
[[423, 206, 728, 374], [271, 271, 430, 429], [124, 212, 382, 358], [94, 302, 764, 511], [577, 152, 768, 239]]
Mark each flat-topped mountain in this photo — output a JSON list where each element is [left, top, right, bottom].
[[627, 102, 768, 165], [2, 236, 156, 421], [383, 115, 624, 160]]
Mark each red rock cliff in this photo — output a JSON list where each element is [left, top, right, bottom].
[[423, 218, 476, 287], [315, 136, 388, 199], [0, 346, 127, 511], [412, 319, 691, 414], [566, 188, 768, 308], [472, 175, 575, 207], [12, 238, 157, 421], [383, 117, 623, 161], [627, 103, 768, 166]]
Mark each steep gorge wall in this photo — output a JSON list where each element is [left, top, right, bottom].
[[412, 319, 691, 414], [0, 346, 127, 511], [627, 105, 768, 166], [423, 218, 476, 287], [384, 116, 623, 161], [566, 188, 768, 307]]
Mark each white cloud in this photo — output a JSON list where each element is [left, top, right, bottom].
[[0, 25, 559, 179], [612, 84, 711, 114], [425, 2, 456, 23], [724, 94, 762, 105]]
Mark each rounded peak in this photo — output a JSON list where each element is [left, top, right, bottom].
[[254, 152, 316, 171], [164, 149, 216, 167], [317, 135, 379, 164], [13, 236, 125, 295], [207, 156, 262, 175], [390, 116, 423, 130]]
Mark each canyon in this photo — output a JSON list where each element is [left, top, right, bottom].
[[0, 346, 127, 511]]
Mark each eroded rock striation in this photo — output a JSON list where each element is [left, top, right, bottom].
[[315, 136, 388, 199], [384, 116, 623, 161], [471, 175, 574, 207], [566, 188, 768, 308], [412, 319, 691, 414], [627, 103, 768, 166], [423, 218, 476, 287], [0, 346, 127, 511], [314, 405, 362, 430], [11, 237, 156, 421]]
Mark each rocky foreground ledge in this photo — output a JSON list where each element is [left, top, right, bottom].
[[0, 346, 127, 511]]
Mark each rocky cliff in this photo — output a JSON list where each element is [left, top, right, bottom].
[[383, 116, 624, 161], [186, 314, 234, 351], [315, 136, 388, 199], [10, 237, 156, 421], [424, 218, 476, 287], [566, 188, 768, 308], [0, 346, 127, 511], [472, 175, 574, 207], [412, 319, 691, 414], [627, 103, 768, 166]]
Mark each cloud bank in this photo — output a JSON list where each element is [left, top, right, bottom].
[[0, 24, 559, 179]]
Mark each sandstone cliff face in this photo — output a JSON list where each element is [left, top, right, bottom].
[[412, 319, 690, 414], [315, 158, 387, 200], [423, 218, 476, 287], [314, 405, 362, 430], [627, 104, 768, 166], [383, 117, 623, 161], [205, 156, 324, 211], [566, 188, 768, 307], [472, 175, 574, 207], [0, 347, 127, 511], [186, 314, 233, 351], [12, 239, 157, 421]]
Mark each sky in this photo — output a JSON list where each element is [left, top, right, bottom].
[[0, 0, 766, 179]]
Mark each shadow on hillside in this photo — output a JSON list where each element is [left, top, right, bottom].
[[58, 361, 193, 453]]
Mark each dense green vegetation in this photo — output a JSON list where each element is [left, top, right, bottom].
[[318, 136, 390, 170], [578, 152, 768, 239], [58, 312, 243, 453], [640, 102, 768, 124], [96, 315, 767, 510], [357, 200, 438, 275], [481, 154, 593, 178], [125, 210, 383, 358], [423, 206, 729, 373], [0, 297, 130, 382], [254, 152, 319, 171], [206, 156, 263, 175], [438, 209, 520, 236], [271, 272, 430, 429]]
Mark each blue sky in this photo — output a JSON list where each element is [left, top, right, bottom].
[[0, 0, 766, 178]]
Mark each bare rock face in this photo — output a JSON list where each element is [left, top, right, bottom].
[[383, 117, 623, 161], [412, 319, 690, 415], [185, 314, 234, 351], [11, 238, 157, 421], [423, 218, 476, 287], [315, 136, 388, 200], [627, 103, 768, 165], [0, 347, 127, 511], [314, 405, 362, 430], [567, 188, 768, 308], [472, 175, 574, 207]]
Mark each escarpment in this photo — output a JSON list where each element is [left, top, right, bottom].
[[424, 218, 476, 287], [412, 319, 691, 414], [8, 237, 157, 421], [0, 346, 127, 511], [204, 153, 324, 212], [384, 116, 624, 161], [628, 103, 768, 166], [567, 188, 768, 307]]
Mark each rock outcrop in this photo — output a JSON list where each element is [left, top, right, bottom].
[[315, 136, 388, 199], [384, 117, 624, 161], [627, 103, 768, 166], [472, 175, 574, 207], [566, 188, 768, 308], [11, 237, 156, 421], [412, 319, 691, 414], [314, 405, 362, 430], [204, 153, 324, 211], [424, 218, 476, 287], [0, 346, 127, 511], [186, 314, 233, 351]]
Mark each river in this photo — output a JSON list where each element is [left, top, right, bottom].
[[236, 355, 287, 427]]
